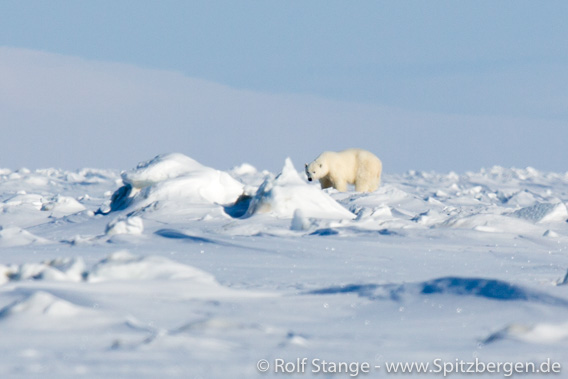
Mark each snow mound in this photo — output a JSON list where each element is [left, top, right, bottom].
[[0, 226, 50, 247], [40, 195, 86, 217], [229, 163, 258, 177], [411, 209, 446, 226], [0, 291, 83, 319], [484, 322, 568, 344], [502, 190, 539, 207], [245, 158, 355, 219], [105, 216, 144, 236], [291, 209, 313, 231], [0, 257, 86, 284], [106, 153, 244, 212], [512, 202, 568, 223], [1, 193, 43, 213], [441, 213, 534, 233], [0, 252, 215, 285], [122, 153, 205, 188], [86, 251, 217, 283], [140, 171, 242, 206]]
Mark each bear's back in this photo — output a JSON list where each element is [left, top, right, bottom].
[[338, 148, 380, 163], [315, 149, 381, 172]]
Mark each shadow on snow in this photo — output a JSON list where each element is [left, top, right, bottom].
[[307, 277, 568, 306]]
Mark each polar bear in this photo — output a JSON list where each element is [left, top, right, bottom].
[[305, 148, 382, 192]]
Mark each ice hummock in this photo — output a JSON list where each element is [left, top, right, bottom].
[[245, 158, 355, 219], [121, 153, 205, 188], [102, 153, 244, 214]]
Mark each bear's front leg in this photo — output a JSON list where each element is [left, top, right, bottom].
[[333, 179, 348, 192], [319, 177, 333, 189]]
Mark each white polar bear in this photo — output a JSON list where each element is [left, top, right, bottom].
[[305, 148, 382, 192]]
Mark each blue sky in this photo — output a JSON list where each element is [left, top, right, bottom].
[[1, 1, 567, 172]]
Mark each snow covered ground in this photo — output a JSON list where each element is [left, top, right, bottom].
[[1, 153, 567, 378]]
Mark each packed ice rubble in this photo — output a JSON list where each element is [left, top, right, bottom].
[[0, 167, 118, 231], [512, 202, 568, 223], [341, 166, 568, 237], [2, 155, 567, 242], [0, 256, 85, 284], [102, 154, 356, 227]]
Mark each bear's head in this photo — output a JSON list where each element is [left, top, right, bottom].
[[305, 159, 328, 182]]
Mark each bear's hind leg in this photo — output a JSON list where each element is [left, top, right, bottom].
[[355, 159, 382, 192], [355, 181, 371, 192]]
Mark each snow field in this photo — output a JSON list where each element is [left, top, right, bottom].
[[0, 153, 567, 377]]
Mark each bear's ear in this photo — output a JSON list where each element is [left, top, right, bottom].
[[304, 163, 308, 167]]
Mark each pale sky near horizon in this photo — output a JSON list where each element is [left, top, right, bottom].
[[1, 1, 567, 173]]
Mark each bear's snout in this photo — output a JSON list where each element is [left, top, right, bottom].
[[308, 178, 312, 181]]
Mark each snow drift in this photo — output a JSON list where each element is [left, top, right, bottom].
[[86, 251, 217, 283], [0, 226, 50, 248], [0, 291, 85, 319]]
